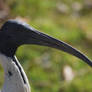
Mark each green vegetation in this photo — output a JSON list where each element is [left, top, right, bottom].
[[0, 0, 92, 92]]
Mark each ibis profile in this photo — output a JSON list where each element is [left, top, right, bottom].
[[0, 20, 92, 92]]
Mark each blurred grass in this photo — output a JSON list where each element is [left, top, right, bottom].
[[0, 0, 92, 92]]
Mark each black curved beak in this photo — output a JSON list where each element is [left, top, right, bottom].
[[24, 26, 92, 67], [2, 20, 92, 66]]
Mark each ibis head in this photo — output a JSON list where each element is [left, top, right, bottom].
[[0, 20, 92, 67]]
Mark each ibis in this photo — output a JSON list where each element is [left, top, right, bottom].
[[0, 20, 92, 92]]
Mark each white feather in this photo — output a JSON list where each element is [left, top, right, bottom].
[[0, 53, 31, 92]]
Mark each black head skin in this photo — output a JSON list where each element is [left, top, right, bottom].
[[0, 19, 92, 67]]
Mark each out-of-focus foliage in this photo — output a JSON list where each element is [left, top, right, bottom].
[[0, 0, 92, 92]]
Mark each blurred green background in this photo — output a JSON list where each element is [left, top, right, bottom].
[[0, 0, 92, 92]]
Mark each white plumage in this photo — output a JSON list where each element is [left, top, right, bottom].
[[0, 53, 30, 92]]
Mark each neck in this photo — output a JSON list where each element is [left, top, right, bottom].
[[0, 53, 31, 92], [0, 32, 18, 57]]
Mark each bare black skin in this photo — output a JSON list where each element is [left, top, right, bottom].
[[0, 20, 92, 67]]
